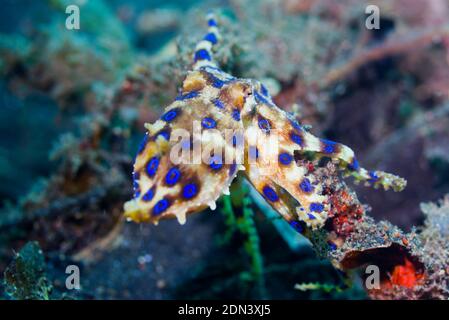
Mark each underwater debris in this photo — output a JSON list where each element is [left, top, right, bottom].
[[2, 241, 81, 300], [353, 103, 449, 228], [283, 163, 448, 299], [357, 195, 449, 300], [320, 25, 449, 89], [136, 8, 181, 35], [0, 91, 132, 266], [3, 241, 52, 300], [0, 0, 187, 270], [0, 0, 132, 108]]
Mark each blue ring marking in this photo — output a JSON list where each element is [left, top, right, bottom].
[[290, 132, 303, 146], [262, 185, 279, 202], [153, 198, 170, 216], [165, 167, 181, 185], [209, 155, 223, 171], [321, 139, 337, 154], [212, 98, 225, 109], [133, 172, 140, 181], [161, 109, 179, 122], [260, 84, 269, 97], [310, 203, 324, 213], [229, 163, 237, 175], [186, 91, 199, 99], [254, 91, 269, 105], [208, 73, 225, 89], [289, 221, 303, 233], [299, 178, 313, 193], [290, 119, 303, 131], [348, 157, 360, 171], [307, 213, 316, 220], [258, 118, 271, 133], [210, 75, 224, 88], [182, 183, 198, 199], [194, 49, 211, 62], [156, 130, 170, 141], [137, 134, 149, 154], [249, 146, 259, 160], [146, 157, 160, 177], [201, 117, 217, 129], [232, 109, 241, 121], [176, 90, 199, 101], [208, 19, 217, 27], [204, 32, 218, 44], [279, 152, 293, 165], [142, 188, 155, 202], [368, 171, 379, 183], [133, 180, 139, 191]]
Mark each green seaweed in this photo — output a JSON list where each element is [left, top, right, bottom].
[[219, 177, 267, 298]]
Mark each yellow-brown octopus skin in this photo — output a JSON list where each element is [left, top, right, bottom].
[[124, 13, 406, 231]]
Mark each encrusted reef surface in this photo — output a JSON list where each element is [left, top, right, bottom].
[[343, 195, 449, 300], [1, 0, 449, 300]]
